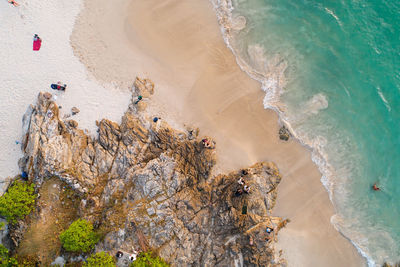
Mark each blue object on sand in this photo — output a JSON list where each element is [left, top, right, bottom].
[[21, 172, 28, 179], [153, 117, 159, 122]]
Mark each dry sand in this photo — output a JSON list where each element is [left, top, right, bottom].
[[0, 0, 130, 190], [71, 0, 365, 266]]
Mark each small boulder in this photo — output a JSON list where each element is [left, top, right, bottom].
[[279, 126, 290, 141], [71, 107, 80, 115], [185, 126, 199, 140], [67, 120, 78, 128], [43, 92, 52, 100]]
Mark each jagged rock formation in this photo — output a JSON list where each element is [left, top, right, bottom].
[[18, 78, 285, 266], [279, 126, 291, 141]]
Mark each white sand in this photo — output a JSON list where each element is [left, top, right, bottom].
[[0, 0, 130, 184]]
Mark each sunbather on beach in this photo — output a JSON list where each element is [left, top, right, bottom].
[[51, 82, 67, 91], [33, 34, 42, 51], [8, 0, 19, 6], [33, 34, 41, 41]]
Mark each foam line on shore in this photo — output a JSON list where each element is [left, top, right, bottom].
[[209, 0, 373, 265]]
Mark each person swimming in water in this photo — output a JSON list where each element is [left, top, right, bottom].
[[372, 183, 380, 191]]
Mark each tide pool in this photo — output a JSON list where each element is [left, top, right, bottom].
[[221, 0, 400, 265]]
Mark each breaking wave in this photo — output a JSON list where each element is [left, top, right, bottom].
[[210, 0, 400, 265]]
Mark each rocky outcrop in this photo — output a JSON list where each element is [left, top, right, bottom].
[[17, 77, 285, 266], [279, 126, 291, 141]]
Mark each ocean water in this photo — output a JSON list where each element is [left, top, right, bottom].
[[213, 0, 400, 265]]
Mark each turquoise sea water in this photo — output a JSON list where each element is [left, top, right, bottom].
[[219, 0, 400, 265]]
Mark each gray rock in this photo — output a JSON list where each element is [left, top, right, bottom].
[[71, 107, 80, 115], [51, 256, 65, 266], [279, 125, 291, 141]]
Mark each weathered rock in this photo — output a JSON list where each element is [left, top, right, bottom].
[[17, 77, 285, 266], [0, 177, 12, 197], [279, 125, 291, 141], [67, 120, 78, 128], [71, 107, 80, 115]]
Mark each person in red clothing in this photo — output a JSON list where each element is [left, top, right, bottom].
[[372, 183, 380, 191], [33, 34, 42, 51], [51, 82, 67, 91], [8, 0, 19, 6]]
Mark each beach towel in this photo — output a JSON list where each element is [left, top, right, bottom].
[[33, 39, 42, 51]]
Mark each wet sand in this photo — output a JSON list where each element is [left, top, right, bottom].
[[71, 0, 364, 265]]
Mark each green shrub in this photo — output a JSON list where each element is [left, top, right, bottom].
[[0, 244, 18, 267], [0, 180, 36, 224], [83, 252, 115, 267], [60, 219, 99, 253], [131, 252, 169, 267]]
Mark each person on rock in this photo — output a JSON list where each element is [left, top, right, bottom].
[[134, 95, 143, 104], [234, 188, 243, 197], [266, 227, 274, 234], [244, 185, 251, 194], [202, 138, 211, 148]]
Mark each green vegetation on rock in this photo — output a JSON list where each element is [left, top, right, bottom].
[[0, 180, 36, 224], [59, 219, 99, 253], [84, 252, 115, 267], [131, 252, 169, 267], [0, 244, 18, 267], [383, 263, 400, 267]]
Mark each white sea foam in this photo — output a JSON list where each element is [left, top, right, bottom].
[[305, 93, 329, 114], [210, 0, 378, 265], [324, 7, 343, 27], [0, 0, 130, 180], [377, 86, 391, 112]]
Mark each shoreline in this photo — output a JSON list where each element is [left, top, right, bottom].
[[70, 0, 365, 266], [209, 1, 378, 265]]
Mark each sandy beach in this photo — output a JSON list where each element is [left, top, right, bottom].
[[70, 0, 365, 265], [0, 0, 131, 192]]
